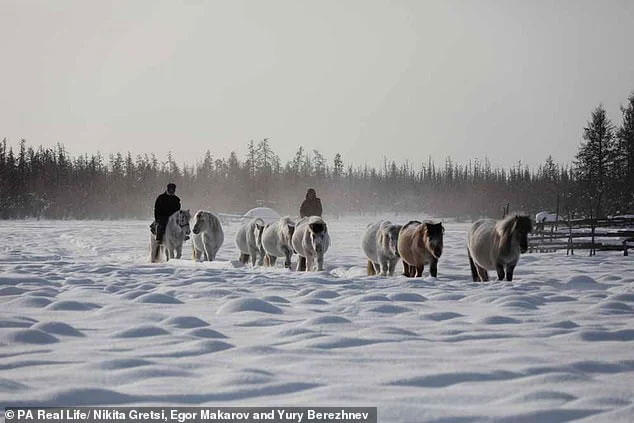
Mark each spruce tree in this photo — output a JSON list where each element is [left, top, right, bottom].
[[575, 105, 616, 217], [617, 93, 634, 211]]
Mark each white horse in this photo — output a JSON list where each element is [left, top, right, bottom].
[[292, 216, 330, 271], [191, 210, 224, 261], [361, 220, 402, 276], [150, 209, 192, 262], [235, 217, 266, 266], [467, 215, 533, 281], [261, 216, 296, 268]]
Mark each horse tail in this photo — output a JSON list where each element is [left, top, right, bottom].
[[468, 249, 479, 282], [367, 260, 376, 276]]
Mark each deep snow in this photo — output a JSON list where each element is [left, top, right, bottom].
[[1, 216, 633, 422]]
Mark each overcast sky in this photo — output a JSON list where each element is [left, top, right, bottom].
[[1, 0, 633, 168]]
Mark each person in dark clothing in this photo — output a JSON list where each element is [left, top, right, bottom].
[[153, 183, 182, 243], [299, 188, 323, 218], [297, 188, 323, 271]]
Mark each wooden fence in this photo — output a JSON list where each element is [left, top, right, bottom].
[[530, 216, 634, 256]]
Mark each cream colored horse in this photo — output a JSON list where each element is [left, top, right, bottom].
[[261, 216, 296, 268], [235, 217, 266, 266], [292, 216, 330, 272], [467, 215, 532, 281], [361, 220, 402, 276], [191, 210, 224, 261], [150, 209, 191, 262]]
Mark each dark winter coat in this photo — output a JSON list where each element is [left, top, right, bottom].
[[154, 192, 181, 222], [299, 190, 323, 218]]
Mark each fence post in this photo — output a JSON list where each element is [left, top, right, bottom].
[[555, 193, 560, 232], [566, 211, 574, 256], [590, 219, 596, 257]]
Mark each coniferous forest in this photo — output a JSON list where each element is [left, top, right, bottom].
[[1, 94, 633, 220]]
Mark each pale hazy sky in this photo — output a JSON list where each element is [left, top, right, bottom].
[[1, 0, 633, 168]]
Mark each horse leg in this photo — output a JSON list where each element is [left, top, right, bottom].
[[409, 264, 417, 277], [505, 263, 516, 281], [176, 244, 183, 259], [150, 240, 156, 263], [203, 241, 211, 261], [477, 266, 489, 282], [284, 249, 293, 269], [150, 241, 159, 263], [316, 254, 324, 271], [468, 250, 479, 282], [496, 263, 505, 281], [306, 255, 314, 272], [379, 260, 389, 276], [298, 256, 307, 271], [268, 255, 277, 267], [430, 260, 438, 278], [367, 260, 376, 276], [387, 259, 398, 276], [402, 262, 410, 277], [415, 264, 424, 278], [296, 256, 304, 271]]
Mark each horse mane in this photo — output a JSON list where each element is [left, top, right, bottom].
[[205, 212, 216, 232], [402, 220, 421, 231], [495, 215, 517, 237], [496, 215, 532, 234], [496, 214, 532, 252]]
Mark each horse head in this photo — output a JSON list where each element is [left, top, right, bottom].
[[423, 222, 444, 259], [512, 215, 533, 253], [178, 209, 192, 235], [380, 223, 401, 258], [308, 218, 328, 254], [192, 211, 207, 235]]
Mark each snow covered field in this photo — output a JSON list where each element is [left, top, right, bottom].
[[1, 216, 633, 422]]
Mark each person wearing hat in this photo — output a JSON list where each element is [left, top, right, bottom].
[[152, 183, 182, 244]]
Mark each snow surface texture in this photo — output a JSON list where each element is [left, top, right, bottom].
[[1, 217, 633, 422]]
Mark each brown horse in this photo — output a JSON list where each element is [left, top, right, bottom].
[[397, 220, 444, 278]]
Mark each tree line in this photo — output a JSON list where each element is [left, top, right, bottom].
[[1, 93, 633, 220]]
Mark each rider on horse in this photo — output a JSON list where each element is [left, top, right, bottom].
[[153, 183, 182, 244]]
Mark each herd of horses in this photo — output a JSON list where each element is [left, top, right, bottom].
[[150, 210, 533, 282]]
